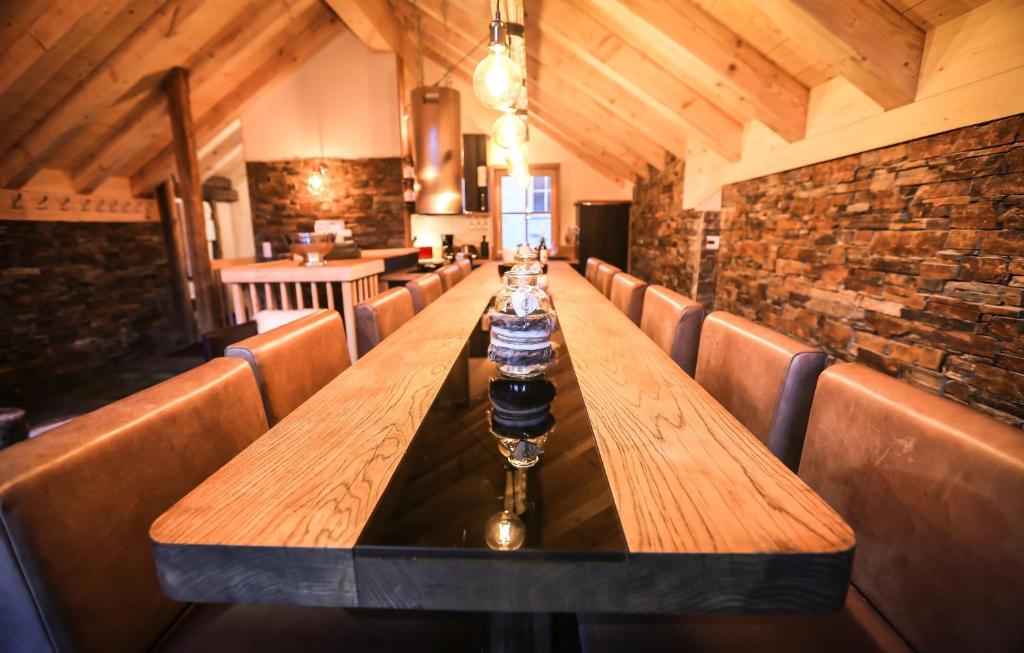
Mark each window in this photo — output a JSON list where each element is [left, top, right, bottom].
[[492, 164, 560, 256]]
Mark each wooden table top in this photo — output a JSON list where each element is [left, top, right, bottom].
[[151, 262, 855, 612]]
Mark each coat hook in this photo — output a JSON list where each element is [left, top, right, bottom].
[[11, 192, 23, 209], [82, 198, 91, 211], [96, 199, 106, 212], [109, 199, 119, 212], [60, 197, 70, 211], [36, 195, 48, 210]]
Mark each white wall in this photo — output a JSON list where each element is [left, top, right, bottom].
[[240, 29, 401, 161]]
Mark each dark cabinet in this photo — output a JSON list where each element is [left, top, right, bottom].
[[574, 200, 631, 274]]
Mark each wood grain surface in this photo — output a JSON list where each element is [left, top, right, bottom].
[[152, 262, 855, 612]]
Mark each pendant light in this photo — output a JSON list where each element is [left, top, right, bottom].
[[492, 110, 527, 150], [472, 3, 522, 110], [307, 87, 328, 196]]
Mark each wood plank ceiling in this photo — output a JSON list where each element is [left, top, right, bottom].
[[0, 0, 985, 196]]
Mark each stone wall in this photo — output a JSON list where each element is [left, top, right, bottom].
[[246, 157, 405, 256], [630, 155, 720, 306], [630, 115, 1024, 426], [0, 220, 182, 405]]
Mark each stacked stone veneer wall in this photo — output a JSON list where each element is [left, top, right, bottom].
[[246, 157, 405, 256], [0, 220, 181, 405], [630, 115, 1024, 426]]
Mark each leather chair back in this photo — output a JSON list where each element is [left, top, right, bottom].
[[800, 363, 1024, 653], [609, 272, 647, 325], [595, 262, 621, 298], [226, 309, 350, 426], [456, 258, 472, 277], [0, 358, 267, 653], [584, 257, 603, 286], [355, 287, 416, 356], [695, 312, 826, 471], [639, 285, 705, 377], [438, 264, 464, 291], [405, 273, 443, 313]]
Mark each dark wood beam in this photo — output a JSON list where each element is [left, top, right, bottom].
[[163, 67, 224, 333], [156, 179, 198, 343]]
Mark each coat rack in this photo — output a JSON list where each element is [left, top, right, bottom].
[[0, 189, 157, 223]]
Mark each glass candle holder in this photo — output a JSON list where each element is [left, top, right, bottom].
[[488, 272, 556, 378]]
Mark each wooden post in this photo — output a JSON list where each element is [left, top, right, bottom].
[[156, 180, 198, 343], [163, 66, 224, 333]]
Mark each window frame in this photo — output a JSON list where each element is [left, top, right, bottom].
[[490, 163, 560, 259]]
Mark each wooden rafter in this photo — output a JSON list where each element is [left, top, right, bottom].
[[323, 0, 411, 61], [130, 9, 342, 195], [534, 0, 743, 160], [585, 0, 809, 142], [757, 0, 925, 108], [70, 0, 316, 194]]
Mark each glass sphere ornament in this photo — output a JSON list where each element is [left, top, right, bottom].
[[473, 45, 523, 111], [492, 112, 527, 150]]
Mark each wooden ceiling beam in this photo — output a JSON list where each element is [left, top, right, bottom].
[[533, 0, 742, 160], [0, 0, 101, 97], [519, 113, 631, 185], [0, 0, 225, 189], [130, 9, 342, 195], [585, 0, 808, 142], [757, 0, 924, 108], [70, 0, 313, 194], [323, 0, 411, 62]]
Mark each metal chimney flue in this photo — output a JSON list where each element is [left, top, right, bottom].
[[411, 86, 463, 215]]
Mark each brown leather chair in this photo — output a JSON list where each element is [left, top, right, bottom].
[[695, 312, 826, 471], [594, 262, 621, 298], [639, 285, 705, 376], [608, 272, 647, 325], [355, 287, 416, 357], [405, 272, 444, 313], [0, 358, 268, 653], [456, 257, 472, 278], [581, 364, 1024, 653], [584, 257, 603, 286], [225, 309, 350, 426], [438, 264, 464, 291], [0, 358, 474, 653]]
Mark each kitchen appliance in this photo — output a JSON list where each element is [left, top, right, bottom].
[[411, 86, 463, 214], [574, 201, 631, 273], [463, 133, 488, 213]]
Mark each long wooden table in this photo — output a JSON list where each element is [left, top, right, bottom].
[[151, 262, 854, 614]]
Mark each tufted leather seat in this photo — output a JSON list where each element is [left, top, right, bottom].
[[639, 285, 705, 376], [405, 272, 444, 313], [0, 358, 269, 653], [355, 287, 416, 357], [581, 363, 1024, 652], [225, 310, 349, 426], [438, 264, 464, 291], [594, 262, 621, 298], [695, 312, 826, 471], [608, 272, 647, 325], [584, 257, 603, 286], [456, 257, 473, 277]]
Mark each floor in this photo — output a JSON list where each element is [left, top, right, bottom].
[[26, 345, 205, 437]]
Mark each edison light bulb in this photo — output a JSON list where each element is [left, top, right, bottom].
[[306, 163, 327, 196], [473, 44, 523, 110], [492, 112, 527, 150]]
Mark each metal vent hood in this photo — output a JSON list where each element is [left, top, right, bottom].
[[411, 86, 463, 215]]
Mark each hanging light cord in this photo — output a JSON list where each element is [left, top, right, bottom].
[[430, 34, 488, 86]]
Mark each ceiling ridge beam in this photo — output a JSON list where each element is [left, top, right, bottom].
[[585, 0, 808, 142]]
